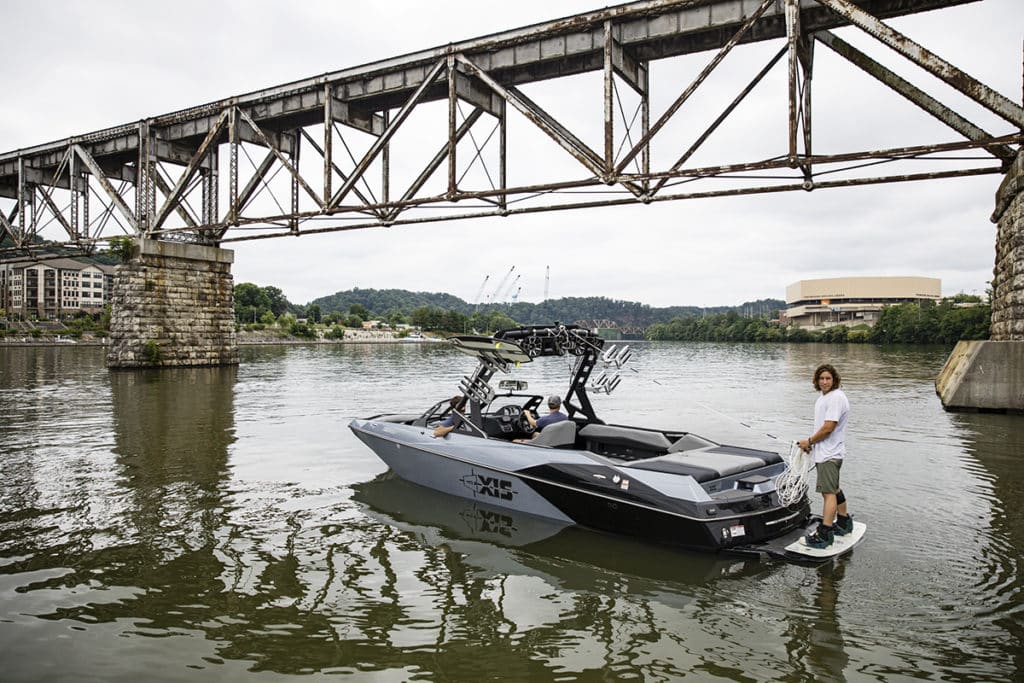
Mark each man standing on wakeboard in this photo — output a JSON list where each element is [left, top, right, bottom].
[[797, 363, 853, 549]]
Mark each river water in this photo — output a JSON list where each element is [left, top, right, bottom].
[[1, 341, 1021, 682]]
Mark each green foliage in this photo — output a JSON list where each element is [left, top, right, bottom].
[[233, 283, 297, 324], [107, 236, 136, 262], [142, 340, 161, 364], [647, 311, 782, 343], [348, 303, 371, 320], [848, 329, 870, 343], [307, 286, 782, 329], [648, 299, 990, 345], [325, 325, 346, 340], [289, 322, 316, 339], [869, 301, 989, 345], [346, 314, 364, 328], [63, 311, 101, 337]]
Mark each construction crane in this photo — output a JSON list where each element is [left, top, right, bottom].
[[471, 276, 487, 309], [486, 266, 515, 305], [544, 265, 550, 301], [510, 286, 522, 304], [495, 274, 521, 304]]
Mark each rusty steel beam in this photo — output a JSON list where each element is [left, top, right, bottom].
[[152, 110, 228, 230], [614, 0, 775, 175], [133, 132, 1018, 244], [152, 167, 200, 229], [71, 145, 137, 231], [457, 53, 606, 178], [327, 57, 448, 210], [653, 46, 787, 195], [236, 108, 322, 211], [816, 0, 1024, 127], [213, 166, 1004, 245], [1, 0, 1017, 259], [815, 30, 1015, 162]]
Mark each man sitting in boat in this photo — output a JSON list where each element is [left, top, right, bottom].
[[432, 395, 467, 438], [518, 395, 567, 441]]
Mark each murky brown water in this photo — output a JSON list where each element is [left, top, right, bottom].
[[1, 342, 1021, 681]]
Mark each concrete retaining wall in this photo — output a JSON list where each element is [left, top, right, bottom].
[[106, 239, 238, 368], [937, 151, 1024, 413]]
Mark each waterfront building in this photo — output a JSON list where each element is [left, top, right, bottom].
[[782, 276, 941, 329], [0, 258, 115, 320]]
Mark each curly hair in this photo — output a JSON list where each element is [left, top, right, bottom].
[[812, 363, 841, 391]]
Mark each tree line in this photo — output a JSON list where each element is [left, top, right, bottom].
[[233, 282, 991, 345], [647, 297, 989, 345]]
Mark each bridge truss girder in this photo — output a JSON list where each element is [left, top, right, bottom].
[[0, 0, 1020, 257]]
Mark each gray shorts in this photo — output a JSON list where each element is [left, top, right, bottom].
[[815, 458, 843, 494]]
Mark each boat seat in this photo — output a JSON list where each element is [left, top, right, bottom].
[[667, 433, 716, 453], [529, 420, 577, 448], [625, 446, 781, 481], [578, 424, 672, 454]]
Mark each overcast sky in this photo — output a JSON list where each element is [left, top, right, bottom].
[[1, 0, 1021, 307]]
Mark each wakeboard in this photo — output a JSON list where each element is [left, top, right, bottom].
[[450, 335, 532, 364], [783, 520, 867, 561]]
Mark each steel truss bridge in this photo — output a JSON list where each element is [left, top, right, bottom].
[[1, 0, 1021, 257]]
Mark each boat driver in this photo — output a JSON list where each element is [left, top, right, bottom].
[[522, 395, 568, 437]]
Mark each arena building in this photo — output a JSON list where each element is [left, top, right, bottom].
[[782, 276, 941, 329]]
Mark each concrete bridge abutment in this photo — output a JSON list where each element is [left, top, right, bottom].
[[106, 239, 238, 368], [937, 152, 1024, 413]]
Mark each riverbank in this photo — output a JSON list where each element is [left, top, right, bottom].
[[0, 328, 446, 347]]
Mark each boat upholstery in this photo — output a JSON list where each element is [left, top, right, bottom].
[[667, 433, 716, 453], [578, 424, 672, 455], [625, 446, 782, 481], [530, 420, 577, 448]]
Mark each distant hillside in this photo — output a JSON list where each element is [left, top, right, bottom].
[[0, 234, 118, 265], [311, 288, 469, 316], [307, 287, 783, 326]]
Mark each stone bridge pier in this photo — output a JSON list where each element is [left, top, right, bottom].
[[937, 152, 1024, 413], [106, 238, 238, 368]]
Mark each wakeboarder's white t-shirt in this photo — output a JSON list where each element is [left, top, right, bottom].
[[812, 388, 849, 464]]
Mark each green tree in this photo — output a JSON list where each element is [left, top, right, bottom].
[[289, 321, 316, 339], [349, 303, 371, 320], [264, 286, 291, 317], [235, 282, 273, 324]]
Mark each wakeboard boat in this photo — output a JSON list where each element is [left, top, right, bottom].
[[350, 323, 838, 561]]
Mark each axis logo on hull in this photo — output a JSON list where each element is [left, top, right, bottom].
[[460, 470, 518, 501], [459, 506, 517, 538]]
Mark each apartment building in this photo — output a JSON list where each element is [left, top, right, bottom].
[[783, 276, 941, 329], [0, 258, 116, 319]]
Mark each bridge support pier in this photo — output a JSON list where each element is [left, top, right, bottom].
[[937, 152, 1024, 413], [106, 238, 238, 368]]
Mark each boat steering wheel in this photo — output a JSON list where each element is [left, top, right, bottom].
[[496, 404, 533, 434]]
